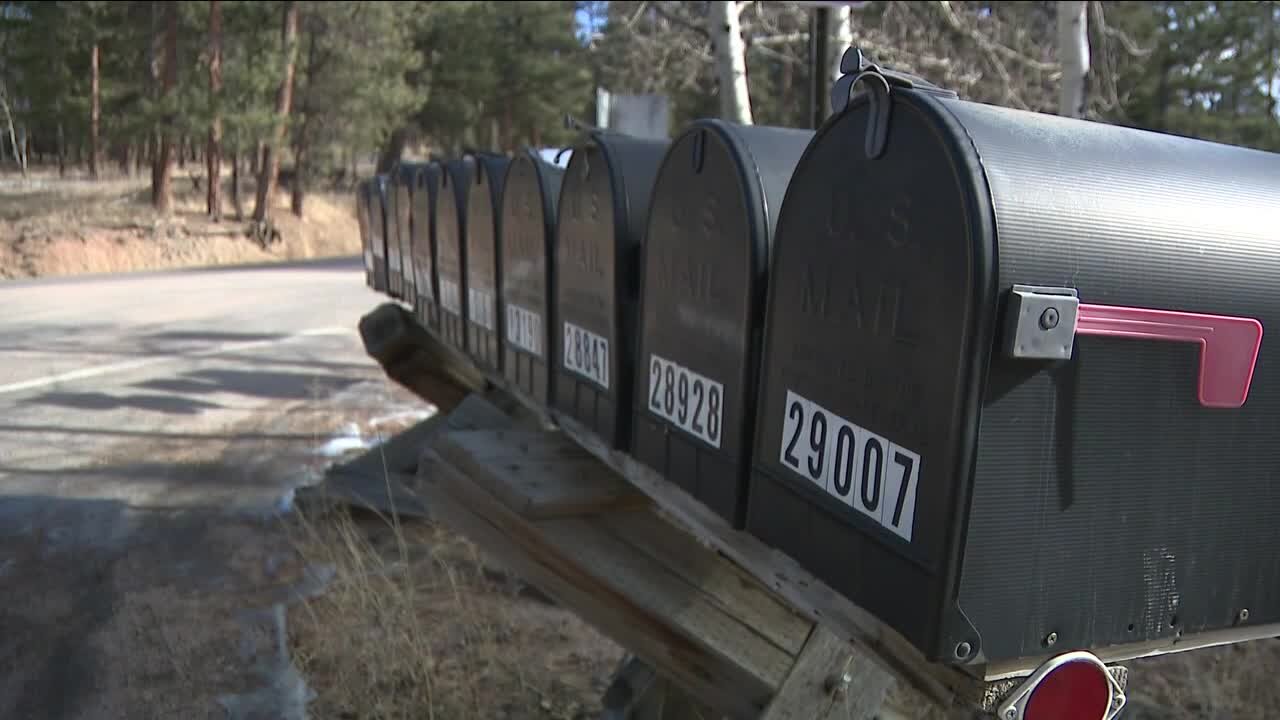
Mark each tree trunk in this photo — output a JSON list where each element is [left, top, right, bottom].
[[291, 141, 306, 217], [709, 1, 753, 124], [253, 1, 300, 223], [0, 88, 25, 176], [153, 1, 179, 212], [57, 120, 66, 177], [90, 42, 101, 179], [375, 126, 410, 174], [206, 0, 223, 220], [830, 5, 854, 116], [1057, 0, 1089, 118], [137, 137, 147, 175], [231, 151, 244, 220]]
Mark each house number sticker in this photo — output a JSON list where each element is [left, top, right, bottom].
[[779, 389, 921, 541]]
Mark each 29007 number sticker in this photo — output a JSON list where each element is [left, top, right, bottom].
[[779, 390, 920, 542], [647, 354, 723, 448], [562, 321, 609, 389]]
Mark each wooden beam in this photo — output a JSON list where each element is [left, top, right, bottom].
[[762, 624, 894, 719], [549, 410, 978, 711]]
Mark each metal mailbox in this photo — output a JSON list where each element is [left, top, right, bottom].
[[747, 51, 1280, 671], [465, 151, 512, 373], [435, 157, 474, 353], [392, 162, 423, 306], [553, 130, 669, 449], [368, 174, 391, 294], [500, 149, 566, 405], [411, 162, 442, 330], [356, 179, 377, 291], [632, 120, 812, 527], [385, 169, 405, 300]]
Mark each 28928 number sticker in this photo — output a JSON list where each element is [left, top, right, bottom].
[[778, 390, 921, 542], [468, 287, 495, 330], [439, 278, 461, 316], [506, 303, 543, 357], [562, 321, 609, 389], [647, 354, 723, 448]]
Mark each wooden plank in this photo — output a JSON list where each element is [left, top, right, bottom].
[[436, 431, 650, 520], [550, 410, 975, 711], [605, 509, 810, 658], [762, 624, 894, 720], [420, 449, 778, 718]]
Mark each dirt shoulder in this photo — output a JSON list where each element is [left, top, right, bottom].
[[0, 167, 360, 281]]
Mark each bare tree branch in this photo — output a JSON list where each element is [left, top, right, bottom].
[[1091, 1, 1153, 57], [933, 0, 1059, 72]]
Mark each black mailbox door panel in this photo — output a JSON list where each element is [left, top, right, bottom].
[[634, 121, 812, 527], [747, 90, 995, 664], [411, 163, 440, 330], [396, 164, 419, 306], [436, 159, 473, 353], [357, 180, 376, 290], [386, 173, 404, 300], [466, 154, 511, 373], [944, 99, 1280, 667], [553, 132, 668, 449], [502, 151, 565, 406], [370, 176, 390, 294]]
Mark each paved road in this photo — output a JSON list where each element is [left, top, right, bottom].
[[0, 257, 401, 720]]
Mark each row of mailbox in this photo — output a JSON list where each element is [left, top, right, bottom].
[[355, 60, 1280, 671]]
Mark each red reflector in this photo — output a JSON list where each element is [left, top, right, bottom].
[[1023, 659, 1111, 720]]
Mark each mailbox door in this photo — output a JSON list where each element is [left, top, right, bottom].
[[396, 166, 417, 306], [412, 164, 440, 330], [746, 89, 996, 663], [553, 132, 668, 450], [357, 181, 375, 290], [465, 155, 510, 373], [436, 159, 473, 353], [371, 176, 390, 294], [386, 174, 403, 299], [501, 152, 564, 406], [633, 121, 811, 527]]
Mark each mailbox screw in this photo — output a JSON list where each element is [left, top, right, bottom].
[[1238, 609, 1250, 624], [1004, 708, 1017, 720], [825, 671, 853, 698], [954, 641, 972, 659], [1044, 632, 1058, 647], [1039, 307, 1060, 330]]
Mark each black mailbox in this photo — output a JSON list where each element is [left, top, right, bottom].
[[385, 169, 405, 300], [465, 151, 512, 373], [747, 51, 1280, 670], [369, 174, 391, 294], [410, 162, 442, 330], [632, 120, 812, 527], [553, 130, 669, 449], [435, 157, 474, 353], [356, 179, 377, 291], [501, 149, 567, 406], [392, 162, 422, 306]]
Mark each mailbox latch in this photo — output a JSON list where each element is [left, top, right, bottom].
[[1003, 285, 1080, 361], [831, 48, 959, 159]]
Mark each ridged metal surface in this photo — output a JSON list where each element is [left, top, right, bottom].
[[411, 162, 441, 330], [465, 153, 511, 374], [501, 151, 564, 406], [369, 175, 390, 293], [553, 131, 669, 450], [633, 120, 811, 526], [436, 158, 474, 354], [947, 99, 1280, 663]]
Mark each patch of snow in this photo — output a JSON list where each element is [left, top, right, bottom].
[[368, 405, 438, 428], [315, 434, 372, 458]]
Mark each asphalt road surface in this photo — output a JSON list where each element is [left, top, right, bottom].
[[0, 257, 401, 720]]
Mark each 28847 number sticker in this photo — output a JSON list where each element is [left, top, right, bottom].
[[779, 390, 920, 542], [562, 321, 609, 389], [647, 355, 723, 448]]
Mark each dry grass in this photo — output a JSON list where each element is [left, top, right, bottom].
[[284, 481, 623, 720], [0, 164, 360, 279]]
